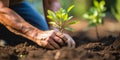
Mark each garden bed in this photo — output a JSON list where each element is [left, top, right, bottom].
[[0, 17, 120, 60]]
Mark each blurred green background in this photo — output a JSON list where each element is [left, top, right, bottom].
[[27, 0, 120, 20]]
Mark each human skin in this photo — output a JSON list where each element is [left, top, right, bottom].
[[43, 0, 61, 26], [0, 0, 75, 49]]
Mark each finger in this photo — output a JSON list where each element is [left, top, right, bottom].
[[70, 39, 76, 48], [64, 34, 76, 48], [67, 39, 74, 48], [55, 32, 67, 42], [48, 38, 60, 49], [67, 39, 71, 48], [37, 40, 55, 49], [53, 36, 64, 45], [67, 38, 75, 48], [45, 43, 55, 49]]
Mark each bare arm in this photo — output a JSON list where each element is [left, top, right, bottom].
[[0, 0, 64, 49], [43, 0, 61, 27], [0, 0, 9, 7], [0, 0, 75, 49], [0, 0, 43, 43]]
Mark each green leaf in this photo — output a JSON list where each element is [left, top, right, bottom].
[[47, 10, 57, 20], [68, 16, 73, 20], [49, 22, 56, 25], [49, 22, 59, 28], [89, 22, 96, 27], [65, 27, 74, 32], [68, 21, 77, 25], [90, 7, 96, 13], [100, 0, 105, 10], [98, 18, 102, 24], [94, 0, 99, 8], [100, 13, 106, 17], [63, 14, 68, 21], [61, 8, 66, 13], [92, 19, 97, 23], [67, 5, 74, 13], [111, 8, 120, 22], [47, 15, 54, 21], [83, 13, 89, 19], [93, 10, 98, 16], [56, 12, 62, 20]]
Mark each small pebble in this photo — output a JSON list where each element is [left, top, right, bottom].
[[0, 39, 6, 46]]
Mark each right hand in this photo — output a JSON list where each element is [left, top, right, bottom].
[[34, 30, 75, 49]]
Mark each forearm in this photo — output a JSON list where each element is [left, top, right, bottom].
[[43, 0, 60, 27], [43, 0, 60, 11], [0, 1, 43, 42], [0, 0, 9, 7]]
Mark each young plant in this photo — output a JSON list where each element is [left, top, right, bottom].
[[47, 5, 77, 32], [83, 0, 106, 39]]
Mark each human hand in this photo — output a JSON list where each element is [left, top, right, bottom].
[[34, 30, 75, 49], [53, 28, 76, 48], [34, 30, 66, 49]]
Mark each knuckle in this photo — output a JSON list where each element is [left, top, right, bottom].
[[44, 42, 49, 47], [58, 32, 62, 35], [46, 39, 49, 43], [60, 34, 65, 38], [54, 36, 58, 39], [51, 30, 56, 33], [48, 35, 53, 38], [54, 36, 60, 40]]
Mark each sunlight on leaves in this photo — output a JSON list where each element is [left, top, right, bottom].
[[47, 5, 77, 32]]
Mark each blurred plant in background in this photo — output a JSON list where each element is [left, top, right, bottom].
[[82, 0, 106, 40], [27, 0, 120, 21], [60, 0, 91, 18], [111, 0, 120, 22], [83, 0, 106, 26], [27, 0, 90, 18]]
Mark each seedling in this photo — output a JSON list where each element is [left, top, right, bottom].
[[47, 5, 77, 32], [83, 0, 106, 39], [83, 0, 106, 26]]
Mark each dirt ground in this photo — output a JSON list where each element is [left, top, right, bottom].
[[0, 17, 120, 60]]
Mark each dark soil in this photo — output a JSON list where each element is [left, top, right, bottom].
[[0, 17, 120, 60]]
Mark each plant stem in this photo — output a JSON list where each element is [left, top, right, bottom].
[[96, 26, 100, 40]]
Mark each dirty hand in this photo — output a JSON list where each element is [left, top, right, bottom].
[[34, 30, 75, 49], [63, 33, 76, 48]]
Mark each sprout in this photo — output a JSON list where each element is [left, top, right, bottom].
[[47, 5, 77, 32]]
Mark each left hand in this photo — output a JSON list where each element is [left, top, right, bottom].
[[53, 28, 76, 48], [63, 33, 76, 48]]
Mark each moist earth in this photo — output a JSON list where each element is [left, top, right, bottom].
[[0, 17, 120, 60]]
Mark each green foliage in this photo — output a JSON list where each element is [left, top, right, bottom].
[[47, 5, 77, 32], [83, 0, 106, 26], [111, 0, 120, 22], [60, 0, 88, 17], [112, 9, 120, 22]]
